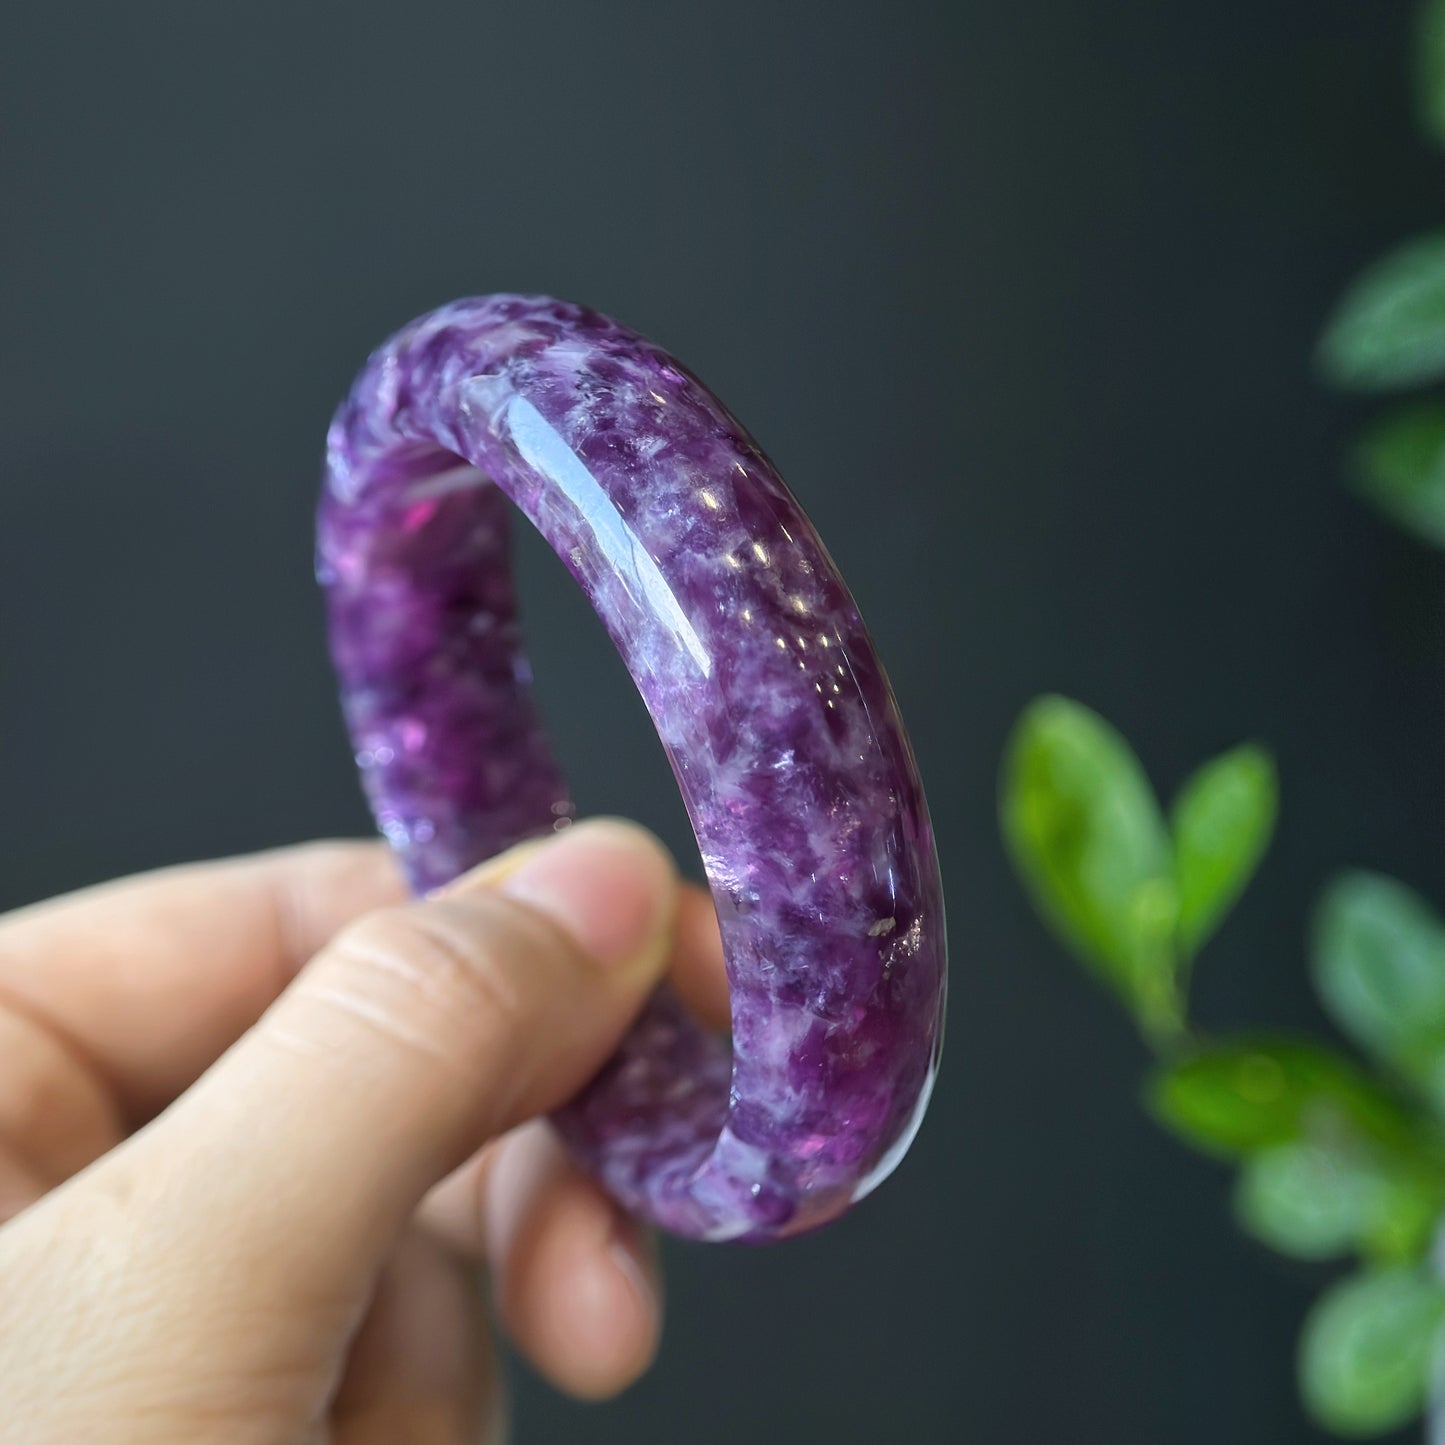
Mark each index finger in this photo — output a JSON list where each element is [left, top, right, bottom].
[[0, 841, 406, 1121], [0, 842, 735, 1128]]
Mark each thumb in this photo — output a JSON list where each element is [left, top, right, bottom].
[[124, 818, 675, 1307]]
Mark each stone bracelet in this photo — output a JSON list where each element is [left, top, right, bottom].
[[317, 296, 947, 1242]]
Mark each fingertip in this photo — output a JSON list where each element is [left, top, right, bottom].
[[486, 1128, 663, 1399], [556, 1215, 663, 1399], [498, 818, 677, 975]]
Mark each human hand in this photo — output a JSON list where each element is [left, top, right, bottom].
[[0, 818, 730, 1443]]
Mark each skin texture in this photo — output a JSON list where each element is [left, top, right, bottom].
[[0, 819, 722, 1444], [320, 295, 948, 1241]]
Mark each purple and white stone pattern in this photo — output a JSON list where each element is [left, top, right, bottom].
[[317, 296, 947, 1242]]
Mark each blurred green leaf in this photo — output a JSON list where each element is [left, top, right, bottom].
[[1351, 403, 1445, 548], [1315, 873, 1445, 1114], [1365, 1172, 1445, 1264], [1237, 1143, 1386, 1261], [1235, 1141, 1441, 1264], [1300, 1268, 1445, 1437], [1149, 1039, 1411, 1159], [1416, 0, 1445, 149], [1319, 231, 1445, 392], [1001, 696, 1181, 1036], [1171, 744, 1276, 957]]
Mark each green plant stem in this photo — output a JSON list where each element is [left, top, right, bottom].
[[1139, 1002, 1197, 1059], [1132, 951, 1190, 1052], [1140, 1009, 1190, 1055], [1137, 1000, 1186, 1053]]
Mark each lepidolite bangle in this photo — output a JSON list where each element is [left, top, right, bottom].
[[317, 296, 947, 1243]]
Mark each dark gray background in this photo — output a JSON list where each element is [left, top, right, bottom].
[[0, 2, 1437, 1440]]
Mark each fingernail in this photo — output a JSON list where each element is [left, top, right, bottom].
[[562, 1210, 661, 1390], [427, 837, 550, 899], [496, 819, 675, 972], [607, 1210, 661, 1325]]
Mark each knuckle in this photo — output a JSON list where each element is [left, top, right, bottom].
[[324, 893, 559, 1035]]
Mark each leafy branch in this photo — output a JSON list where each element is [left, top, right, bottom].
[[1318, 1, 1445, 548], [997, 5, 1445, 1435], [1001, 698, 1273, 1046], [1001, 698, 1445, 1437]]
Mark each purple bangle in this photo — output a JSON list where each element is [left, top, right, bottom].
[[316, 296, 947, 1243]]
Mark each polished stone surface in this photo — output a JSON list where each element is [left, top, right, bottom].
[[318, 296, 946, 1240]]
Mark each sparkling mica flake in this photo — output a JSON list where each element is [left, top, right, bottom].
[[317, 296, 947, 1242]]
